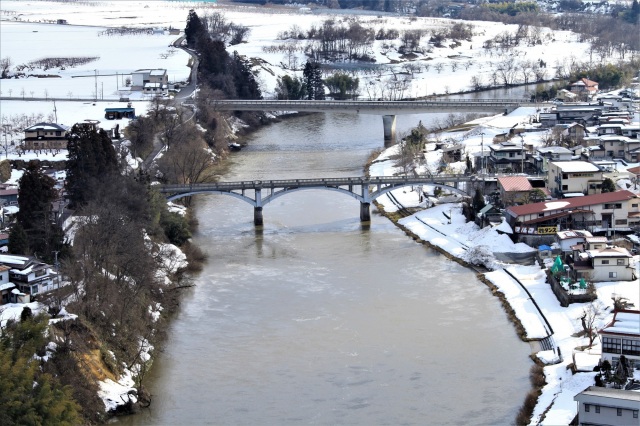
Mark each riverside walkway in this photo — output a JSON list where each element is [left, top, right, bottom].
[[160, 175, 477, 225]]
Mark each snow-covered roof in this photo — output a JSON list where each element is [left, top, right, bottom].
[[23, 122, 69, 132], [600, 310, 640, 337], [587, 246, 632, 258], [507, 190, 638, 217], [556, 230, 592, 240], [549, 161, 601, 173], [0, 282, 15, 291]]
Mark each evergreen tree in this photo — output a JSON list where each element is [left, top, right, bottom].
[[601, 177, 616, 193], [472, 189, 486, 212], [15, 161, 64, 261], [231, 51, 262, 100], [184, 9, 204, 49], [275, 75, 306, 100], [0, 315, 81, 425], [8, 223, 29, 255], [66, 124, 119, 208], [303, 61, 325, 100]]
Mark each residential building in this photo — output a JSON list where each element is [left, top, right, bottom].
[[0, 264, 14, 304], [599, 310, 640, 371], [131, 68, 168, 94], [23, 122, 69, 150], [0, 254, 58, 297], [547, 161, 604, 197], [533, 146, 573, 173], [487, 141, 527, 173], [574, 386, 640, 426], [599, 135, 640, 160], [497, 176, 537, 206], [554, 229, 593, 252], [570, 78, 599, 100], [569, 244, 635, 282], [504, 190, 640, 236]]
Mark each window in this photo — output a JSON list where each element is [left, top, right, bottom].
[[585, 404, 590, 412], [617, 259, 625, 265], [562, 173, 568, 179], [602, 260, 610, 264], [617, 408, 622, 416], [609, 272, 617, 278], [633, 410, 638, 419], [603, 336, 621, 353], [622, 339, 640, 356], [562, 185, 568, 190], [595, 405, 600, 414]]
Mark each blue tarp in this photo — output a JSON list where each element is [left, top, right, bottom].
[[538, 245, 551, 251]]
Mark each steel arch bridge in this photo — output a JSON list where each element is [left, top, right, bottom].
[[159, 175, 477, 225]]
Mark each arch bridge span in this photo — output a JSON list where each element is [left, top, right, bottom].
[[160, 175, 477, 226]]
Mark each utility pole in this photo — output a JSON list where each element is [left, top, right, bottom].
[[94, 69, 98, 101], [520, 134, 525, 174], [479, 132, 486, 174]]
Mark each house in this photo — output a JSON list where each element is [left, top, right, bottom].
[[533, 146, 573, 173], [570, 78, 599, 100], [554, 229, 593, 252], [0, 264, 15, 304], [487, 141, 527, 173], [599, 310, 640, 371], [547, 161, 604, 197], [131, 68, 168, 94], [497, 176, 537, 206], [476, 203, 503, 228], [504, 190, 640, 237], [23, 122, 70, 150], [0, 254, 58, 297], [0, 187, 18, 206], [599, 135, 640, 160], [441, 144, 464, 163], [569, 244, 635, 282], [574, 386, 640, 426]]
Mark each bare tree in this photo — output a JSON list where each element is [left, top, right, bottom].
[[578, 303, 603, 348]]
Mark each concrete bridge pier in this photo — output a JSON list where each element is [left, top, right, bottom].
[[360, 202, 371, 222], [254, 206, 263, 226], [382, 115, 396, 141]]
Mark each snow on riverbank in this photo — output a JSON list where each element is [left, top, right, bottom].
[[370, 110, 640, 425]]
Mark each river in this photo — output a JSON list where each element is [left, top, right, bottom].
[[125, 90, 539, 425]]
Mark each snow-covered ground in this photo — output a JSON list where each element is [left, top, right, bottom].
[[370, 110, 640, 425], [1, 0, 639, 422]]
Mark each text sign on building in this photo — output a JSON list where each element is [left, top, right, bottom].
[[537, 226, 558, 235]]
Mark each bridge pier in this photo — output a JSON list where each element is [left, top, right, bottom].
[[382, 115, 396, 141], [254, 206, 263, 226], [360, 202, 371, 222]]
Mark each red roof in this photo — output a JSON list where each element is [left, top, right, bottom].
[[506, 190, 638, 217], [497, 176, 532, 192]]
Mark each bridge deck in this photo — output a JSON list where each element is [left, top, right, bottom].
[[208, 99, 545, 115], [159, 175, 477, 193]]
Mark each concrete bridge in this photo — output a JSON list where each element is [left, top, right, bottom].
[[160, 175, 477, 226], [209, 99, 541, 140]]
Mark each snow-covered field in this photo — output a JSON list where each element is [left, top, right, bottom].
[[1, 0, 639, 423]]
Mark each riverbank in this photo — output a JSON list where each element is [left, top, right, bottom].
[[366, 112, 640, 425]]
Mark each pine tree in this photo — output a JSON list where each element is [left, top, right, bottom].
[[15, 161, 64, 261], [184, 9, 204, 49], [8, 223, 29, 255], [472, 189, 486, 212], [66, 124, 119, 208]]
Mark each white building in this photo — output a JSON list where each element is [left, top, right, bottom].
[[599, 310, 640, 371], [547, 161, 604, 197], [131, 68, 168, 94], [574, 386, 640, 426]]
